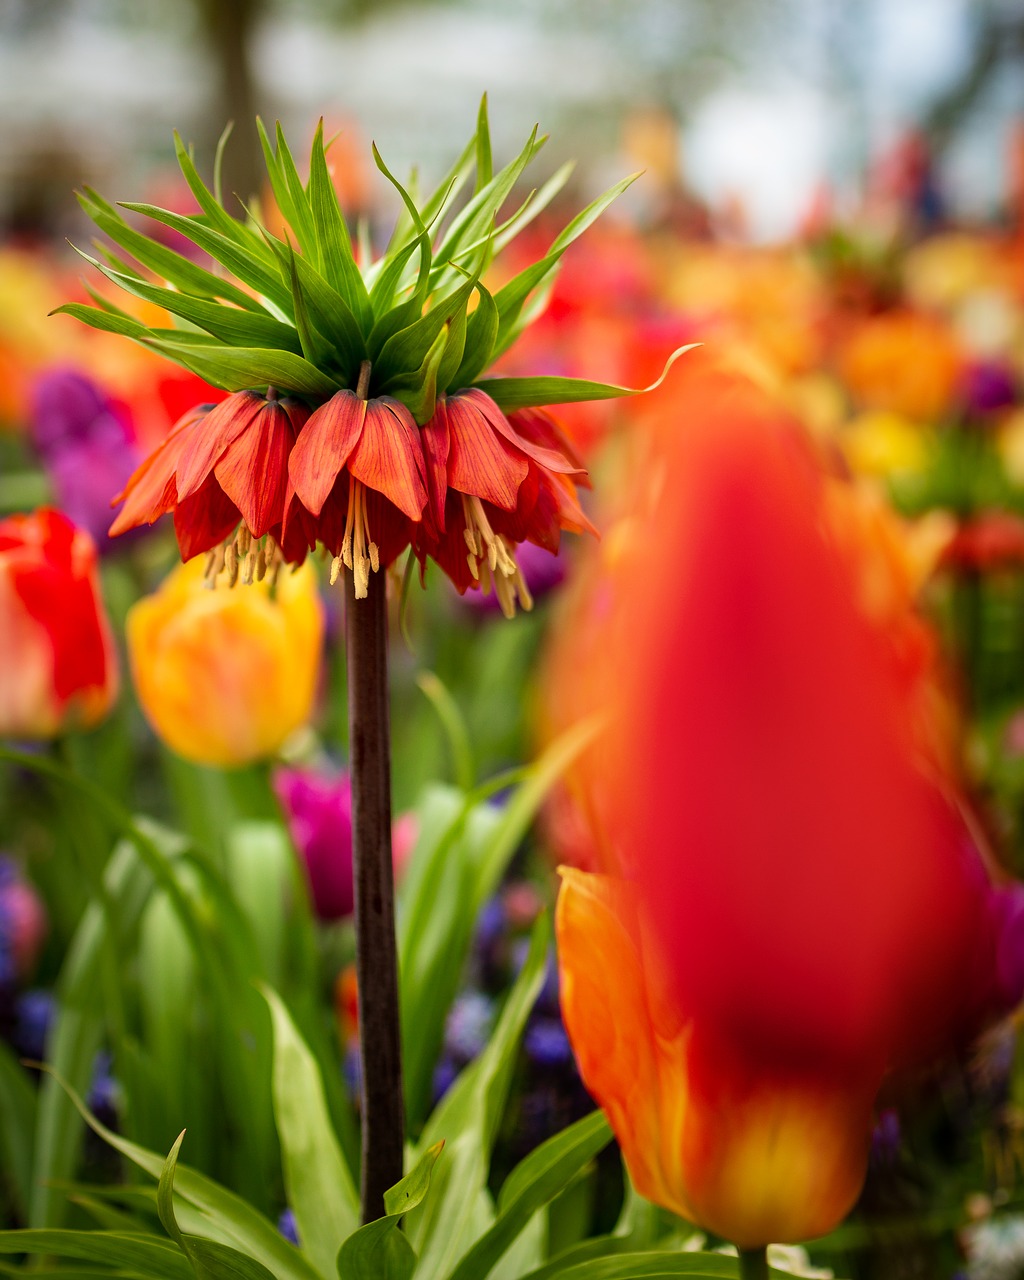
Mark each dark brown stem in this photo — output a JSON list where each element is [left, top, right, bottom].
[[347, 564, 404, 1221], [738, 1247, 770, 1280]]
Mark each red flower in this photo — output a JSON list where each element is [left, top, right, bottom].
[[0, 508, 118, 737], [287, 390, 428, 598], [416, 389, 594, 617], [111, 390, 310, 581], [112, 382, 594, 612]]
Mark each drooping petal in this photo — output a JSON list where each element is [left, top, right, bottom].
[[458, 389, 586, 478], [173, 473, 242, 561], [109, 405, 209, 537], [347, 397, 428, 523], [175, 391, 266, 501], [419, 399, 451, 533], [289, 390, 367, 517], [507, 405, 590, 484], [444, 391, 528, 511], [214, 399, 295, 538], [278, 480, 318, 566]]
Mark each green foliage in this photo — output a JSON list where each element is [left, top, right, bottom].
[[60, 101, 682, 419]]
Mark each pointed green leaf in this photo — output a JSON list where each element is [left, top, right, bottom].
[[384, 323, 449, 424], [214, 121, 234, 206], [334, 1143, 444, 1280], [274, 120, 320, 261], [366, 239, 422, 322], [384, 134, 474, 262], [118, 201, 291, 311], [372, 144, 432, 311], [475, 93, 493, 193], [448, 1113, 613, 1280], [77, 188, 269, 314], [449, 281, 498, 388], [255, 119, 318, 268], [520, 1254, 749, 1279], [285, 247, 344, 374], [432, 126, 543, 276], [156, 1131, 188, 1250], [173, 131, 266, 254], [489, 172, 640, 360], [261, 985, 359, 1278], [142, 339, 341, 396], [477, 345, 697, 410], [72, 248, 304, 352], [308, 120, 373, 330]]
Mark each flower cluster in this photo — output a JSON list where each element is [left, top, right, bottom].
[[62, 110, 667, 615]]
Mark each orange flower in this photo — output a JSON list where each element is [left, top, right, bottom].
[[838, 310, 962, 423], [0, 508, 118, 737], [548, 369, 995, 1247]]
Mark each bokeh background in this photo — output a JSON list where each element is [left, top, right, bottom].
[[1, 0, 1023, 245]]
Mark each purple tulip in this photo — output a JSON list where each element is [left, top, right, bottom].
[[962, 359, 1017, 417], [272, 764, 416, 922], [29, 368, 142, 551]]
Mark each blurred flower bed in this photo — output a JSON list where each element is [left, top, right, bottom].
[[1, 126, 1024, 1279]]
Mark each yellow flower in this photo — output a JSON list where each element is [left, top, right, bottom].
[[127, 557, 324, 767]]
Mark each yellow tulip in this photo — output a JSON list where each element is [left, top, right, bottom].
[[127, 557, 324, 767]]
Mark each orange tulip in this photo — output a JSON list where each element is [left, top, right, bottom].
[[838, 310, 962, 423], [549, 368, 995, 1247], [0, 508, 118, 738]]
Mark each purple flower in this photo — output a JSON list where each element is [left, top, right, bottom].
[[272, 765, 416, 922], [29, 368, 142, 551], [278, 1208, 299, 1246], [962, 360, 1017, 417], [0, 857, 46, 988]]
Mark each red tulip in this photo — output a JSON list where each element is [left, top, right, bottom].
[[550, 368, 997, 1247], [0, 508, 118, 737]]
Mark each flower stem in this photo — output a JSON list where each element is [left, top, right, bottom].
[[346, 359, 404, 1222], [738, 1247, 770, 1280]]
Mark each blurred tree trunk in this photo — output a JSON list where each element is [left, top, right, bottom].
[[196, 0, 265, 212]]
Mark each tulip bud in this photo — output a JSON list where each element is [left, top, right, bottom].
[[272, 763, 417, 921], [126, 557, 324, 767], [0, 507, 118, 738]]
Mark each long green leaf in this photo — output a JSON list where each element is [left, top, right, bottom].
[[173, 132, 267, 255], [519, 1255, 762, 1279], [72, 249, 304, 352], [384, 323, 449, 424], [308, 121, 373, 330], [142, 339, 341, 396], [274, 241, 365, 383], [477, 345, 697, 411], [449, 281, 498, 390], [261, 986, 359, 1277], [372, 145, 432, 313], [77, 189, 269, 314], [118, 201, 291, 311], [0, 1231, 192, 1278], [375, 277, 476, 386]]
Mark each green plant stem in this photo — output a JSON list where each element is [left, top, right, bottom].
[[346, 358, 405, 1222], [738, 1246, 770, 1280]]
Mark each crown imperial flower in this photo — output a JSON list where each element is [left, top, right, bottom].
[[62, 105, 686, 612]]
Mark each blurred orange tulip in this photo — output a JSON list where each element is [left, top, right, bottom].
[[0, 508, 118, 738], [127, 557, 324, 767], [838, 310, 962, 423]]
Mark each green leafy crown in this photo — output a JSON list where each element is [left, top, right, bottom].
[[56, 98, 671, 424]]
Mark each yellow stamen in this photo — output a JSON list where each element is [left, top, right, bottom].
[[339, 475, 380, 599]]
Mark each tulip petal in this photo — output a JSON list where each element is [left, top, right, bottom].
[[214, 401, 294, 538], [347, 398, 428, 523], [175, 391, 266, 501], [289, 390, 366, 517], [556, 868, 692, 1221]]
